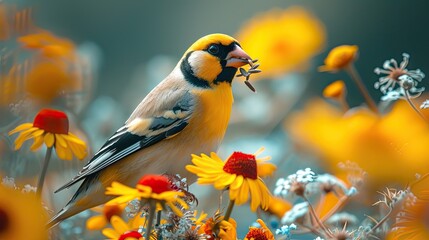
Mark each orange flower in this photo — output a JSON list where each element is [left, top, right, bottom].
[[18, 30, 75, 60], [198, 216, 237, 240], [9, 109, 87, 160], [323, 80, 346, 100], [24, 61, 74, 103], [236, 7, 325, 79], [319, 45, 358, 72], [410, 173, 429, 201], [244, 219, 275, 240], [389, 197, 429, 239], [18, 30, 83, 103]]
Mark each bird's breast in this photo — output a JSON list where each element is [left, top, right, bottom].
[[189, 82, 233, 143]]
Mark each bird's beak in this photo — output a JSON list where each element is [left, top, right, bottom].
[[225, 45, 251, 68]]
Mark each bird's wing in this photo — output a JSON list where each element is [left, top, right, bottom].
[[55, 88, 195, 192]]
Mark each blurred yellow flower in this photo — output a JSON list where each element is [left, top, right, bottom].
[[244, 219, 275, 240], [18, 30, 83, 103], [236, 7, 325, 79], [265, 196, 292, 219], [86, 203, 125, 230], [323, 80, 346, 100], [24, 61, 74, 103], [105, 174, 188, 217], [186, 150, 273, 211], [286, 99, 429, 190], [9, 109, 87, 160], [319, 45, 358, 72], [102, 215, 144, 240], [18, 30, 75, 60], [0, 185, 48, 240]]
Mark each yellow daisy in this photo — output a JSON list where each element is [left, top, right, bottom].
[[244, 219, 275, 240], [186, 148, 274, 211], [86, 203, 125, 230], [0, 185, 48, 240], [9, 108, 87, 160], [102, 215, 145, 240], [105, 174, 188, 217]]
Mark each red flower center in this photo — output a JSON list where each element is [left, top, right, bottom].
[[245, 228, 269, 240], [223, 152, 257, 179], [137, 175, 172, 194], [33, 109, 69, 134], [103, 204, 122, 221], [118, 231, 142, 240]]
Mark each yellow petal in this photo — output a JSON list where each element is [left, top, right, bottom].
[[68, 141, 87, 160], [230, 175, 244, 190], [44, 133, 55, 147], [14, 127, 38, 150], [8, 123, 33, 135], [214, 174, 236, 189], [30, 135, 45, 151], [106, 182, 139, 196], [63, 133, 86, 145], [101, 228, 119, 239], [55, 142, 68, 160], [110, 215, 130, 234], [235, 180, 249, 205], [257, 163, 277, 178], [248, 180, 261, 211], [55, 134, 68, 147], [86, 215, 108, 230]]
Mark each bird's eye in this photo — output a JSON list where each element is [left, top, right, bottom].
[[207, 44, 219, 55]]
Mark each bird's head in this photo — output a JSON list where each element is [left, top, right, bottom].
[[180, 33, 252, 88]]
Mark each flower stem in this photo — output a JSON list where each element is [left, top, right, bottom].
[[303, 196, 331, 238], [369, 209, 392, 234], [36, 147, 53, 196], [223, 199, 235, 221], [146, 201, 156, 240], [404, 90, 429, 123], [345, 64, 379, 114]]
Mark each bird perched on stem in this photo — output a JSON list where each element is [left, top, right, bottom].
[[48, 33, 254, 227]]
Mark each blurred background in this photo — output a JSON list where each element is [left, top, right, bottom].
[[1, 0, 429, 239]]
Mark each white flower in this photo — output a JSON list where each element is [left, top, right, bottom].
[[281, 202, 309, 224], [306, 174, 348, 196], [275, 223, 297, 238], [374, 53, 425, 102], [275, 168, 316, 197], [374, 53, 424, 94]]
